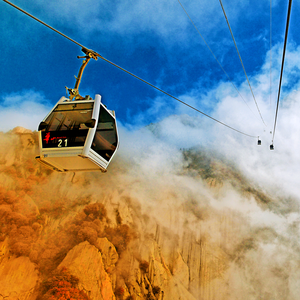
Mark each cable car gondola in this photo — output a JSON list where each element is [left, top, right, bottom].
[[35, 48, 119, 172]]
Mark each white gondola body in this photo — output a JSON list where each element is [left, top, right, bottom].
[[36, 94, 119, 172]]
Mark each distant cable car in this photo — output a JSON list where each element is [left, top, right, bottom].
[[35, 48, 119, 172], [257, 137, 261, 145], [270, 144, 274, 150]]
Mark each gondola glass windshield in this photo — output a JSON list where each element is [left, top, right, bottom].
[[41, 102, 94, 148], [91, 106, 118, 161]]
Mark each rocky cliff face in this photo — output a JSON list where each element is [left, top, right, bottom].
[[0, 128, 299, 300]]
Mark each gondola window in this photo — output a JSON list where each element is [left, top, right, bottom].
[[91, 106, 118, 161]]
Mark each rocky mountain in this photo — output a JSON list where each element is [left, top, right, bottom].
[[0, 127, 300, 300]]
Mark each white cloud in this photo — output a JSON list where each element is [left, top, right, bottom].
[[116, 43, 300, 202], [208, 45, 300, 198], [0, 90, 52, 132]]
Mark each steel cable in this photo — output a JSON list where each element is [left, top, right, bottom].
[[270, 0, 272, 110], [219, 0, 267, 127], [177, 0, 259, 120], [272, 0, 293, 143]]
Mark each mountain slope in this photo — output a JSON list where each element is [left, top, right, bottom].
[[0, 127, 299, 300]]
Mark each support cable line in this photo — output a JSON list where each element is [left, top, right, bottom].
[[271, 0, 292, 144], [94, 55, 257, 138], [176, 0, 258, 120], [2, 0, 258, 139], [270, 0, 272, 110], [219, 0, 267, 127]]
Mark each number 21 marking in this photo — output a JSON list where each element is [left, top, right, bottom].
[[58, 139, 68, 147]]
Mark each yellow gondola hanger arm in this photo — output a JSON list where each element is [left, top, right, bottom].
[[67, 48, 98, 100]]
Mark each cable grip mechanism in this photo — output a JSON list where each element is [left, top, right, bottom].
[[67, 47, 98, 100]]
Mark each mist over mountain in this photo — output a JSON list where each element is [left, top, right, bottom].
[[0, 123, 300, 300]]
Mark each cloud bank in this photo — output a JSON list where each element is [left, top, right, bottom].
[[0, 90, 52, 133]]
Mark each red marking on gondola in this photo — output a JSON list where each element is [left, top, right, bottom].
[[43, 132, 50, 144]]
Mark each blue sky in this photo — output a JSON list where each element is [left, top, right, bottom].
[[1, 0, 300, 146]]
